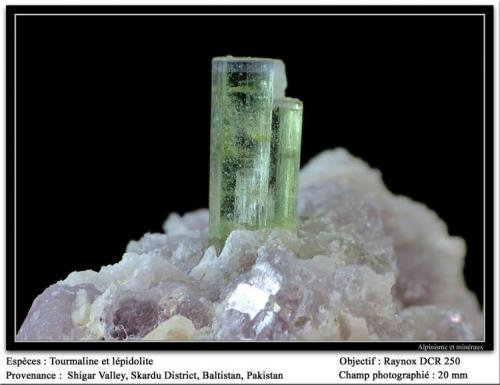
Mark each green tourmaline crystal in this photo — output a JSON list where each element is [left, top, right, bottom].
[[209, 56, 302, 249], [268, 98, 303, 230]]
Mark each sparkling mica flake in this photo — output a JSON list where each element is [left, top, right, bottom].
[[209, 57, 303, 250]]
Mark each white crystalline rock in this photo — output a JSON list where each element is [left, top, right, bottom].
[[272, 59, 287, 99], [142, 315, 196, 341], [17, 149, 483, 341]]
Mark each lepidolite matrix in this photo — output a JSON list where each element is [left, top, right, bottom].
[[18, 57, 482, 341]]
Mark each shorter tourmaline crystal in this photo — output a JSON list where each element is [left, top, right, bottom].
[[209, 56, 302, 249], [268, 98, 303, 229]]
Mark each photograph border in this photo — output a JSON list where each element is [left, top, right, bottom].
[[6, 4, 494, 351]]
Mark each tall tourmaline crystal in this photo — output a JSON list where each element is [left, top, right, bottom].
[[209, 56, 303, 249]]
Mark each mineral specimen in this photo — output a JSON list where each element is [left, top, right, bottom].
[[268, 97, 303, 230], [17, 149, 483, 341], [209, 57, 302, 249]]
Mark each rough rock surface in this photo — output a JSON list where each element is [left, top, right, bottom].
[[17, 149, 483, 341]]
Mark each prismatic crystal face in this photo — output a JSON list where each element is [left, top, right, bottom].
[[209, 57, 303, 250]]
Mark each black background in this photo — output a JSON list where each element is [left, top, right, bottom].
[[15, 10, 486, 331]]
